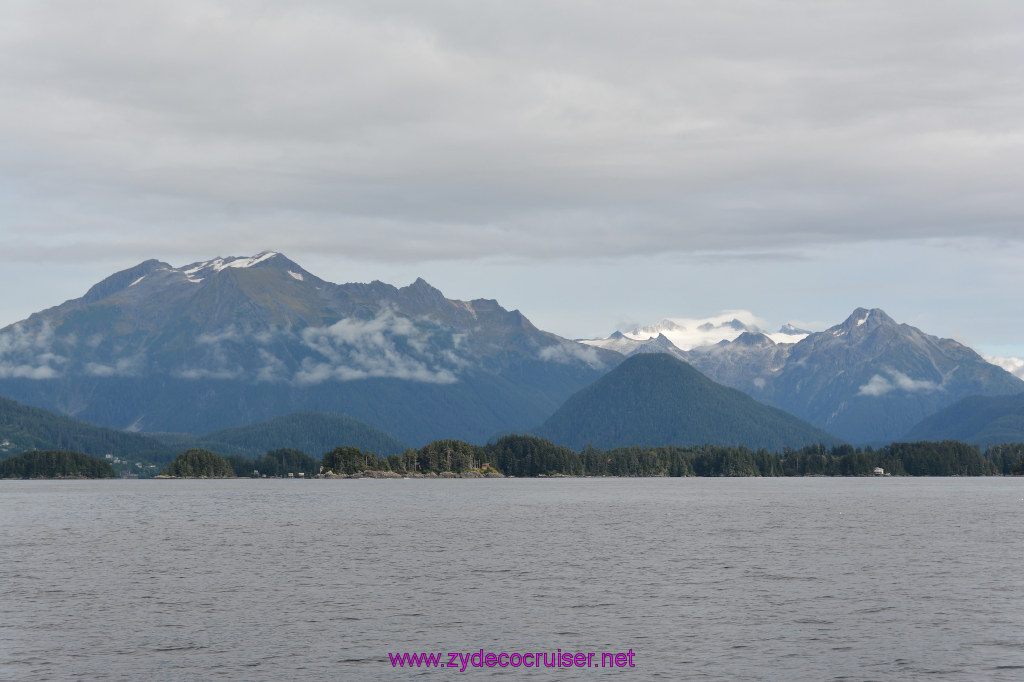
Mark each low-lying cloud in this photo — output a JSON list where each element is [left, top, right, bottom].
[[0, 362, 60, 379], [294, 311, 459, 385], [858, 370, 941, 397], [538, 342, 605, 369], [0, 322, 66, 379], [983, 354, 1024, 380], [84, 356, 144, 377]]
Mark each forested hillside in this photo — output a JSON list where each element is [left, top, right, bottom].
[[0, 450, 114, 478], [0, 396, 174, 461]]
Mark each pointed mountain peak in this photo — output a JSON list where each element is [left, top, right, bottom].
[[634, 333, 682, 354], [733, 331, 776, 347], [406, 276, 439, 292], [396, 277, 450, 311], [178, 251, 295, 280], [829, 307, 896, 335], [81, 259, 173, 303], [535, 352, 840, 450]]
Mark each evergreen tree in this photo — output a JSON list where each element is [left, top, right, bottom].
[[162, 449, 235, 477]]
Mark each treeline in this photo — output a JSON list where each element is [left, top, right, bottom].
[[8, 438, 1024, 479], [197, 436, 1024, 478], [0, 450, 115, 479]]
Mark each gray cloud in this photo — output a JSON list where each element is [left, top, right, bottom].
[[3, 1, 1024, 267], [4, 1, 1024, 354]]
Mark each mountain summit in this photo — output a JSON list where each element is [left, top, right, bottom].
[[534, 353, 840, 451], [686, 307, 1023, 443], [582, 307, 1023, 444], [0, 253, 620, 445]]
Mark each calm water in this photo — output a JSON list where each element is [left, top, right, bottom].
[[2, 478, 1022, 680]]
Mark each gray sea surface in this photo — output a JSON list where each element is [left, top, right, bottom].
[[2, 477, 1022, 680]]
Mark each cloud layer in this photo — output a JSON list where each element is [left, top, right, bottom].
[[0, 322, 64, 379], [3, 1, 1024, 266], [295, 312, 458, 384]]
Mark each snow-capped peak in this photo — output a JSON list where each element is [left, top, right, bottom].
[[582, 311, 814, 353], [221, 251, 280, 270], [181, 251, 281, 282], [619, 311, 762, 350]]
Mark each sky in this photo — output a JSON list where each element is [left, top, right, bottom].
[[3, 1, 1024, 359]]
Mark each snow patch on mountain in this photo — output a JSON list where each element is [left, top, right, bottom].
[[182, 251, 281, 281], [766, 330, 810, 345], [582, 310, 810, 352], [621, 311, 759, 350]]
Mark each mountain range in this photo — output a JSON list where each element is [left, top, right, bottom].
[[902, 393, 1024, 446], [0, 252, 618, 446], [1, 251, 1023, 449], [583, 308, 1024, 443]]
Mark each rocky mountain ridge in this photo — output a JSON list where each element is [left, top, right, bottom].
[[0, 252, 619, 445], [585, 307, 1024, 443]]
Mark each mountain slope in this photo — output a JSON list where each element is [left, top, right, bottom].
[[152, 411, 407, 458], [0, 396, 174, 461], [0, 252, 620, 446], [534, 353, 841, 451], [902, 392, 1024, 446], [752, 309, 1024, 443], [666, 308, 1023, 444]]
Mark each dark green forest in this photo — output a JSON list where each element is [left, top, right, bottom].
[[0, 396, 174, 461], [0, 450, 114, 478], [153, 411, 407, 460], [534, 353, 841, 451], [8, 437, 1024, 479], [210, 436, 1024, 479], [161, 449, 235, 478]]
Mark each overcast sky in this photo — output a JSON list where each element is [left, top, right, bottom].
[[3, 1, 1024, 355]]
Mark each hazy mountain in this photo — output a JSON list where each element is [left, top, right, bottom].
[[901, 392, 1024, 446], [533, 353, 841, 451], [0, 395, 174, 461], [152, 411, 407, 458], [582, 312, 808, 353], [683, 331, 791, 391], [0, 252, 620, 446]]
